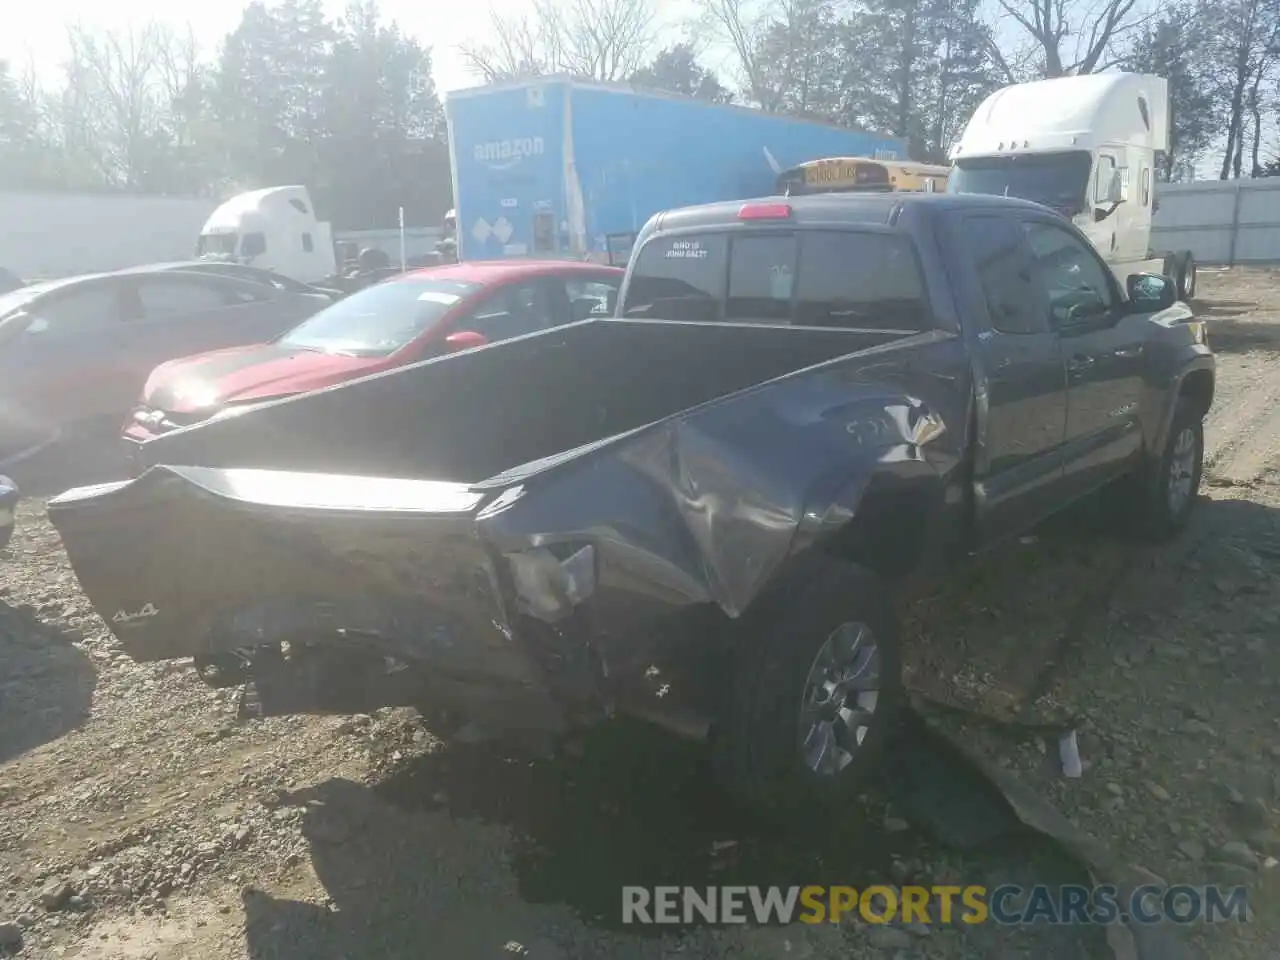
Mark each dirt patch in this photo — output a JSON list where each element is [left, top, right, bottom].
[[3, 270, 1280, 958]]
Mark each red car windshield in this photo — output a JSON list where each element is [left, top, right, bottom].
[[276, 278, 482, 358]]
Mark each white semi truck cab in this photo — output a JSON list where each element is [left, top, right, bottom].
[[947, 72, 1196, 300], [196, 186, 337, 285]]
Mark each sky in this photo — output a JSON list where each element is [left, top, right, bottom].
[[0, 0, 699, 96]]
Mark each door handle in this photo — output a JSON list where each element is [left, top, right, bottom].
[[1067, 355, 1095, 372], [1114, 346, 1142, 358]]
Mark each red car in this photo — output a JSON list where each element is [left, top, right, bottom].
[[124, 259, 624, 445]]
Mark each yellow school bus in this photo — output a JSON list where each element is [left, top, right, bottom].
[[775, 158, 951, 196]]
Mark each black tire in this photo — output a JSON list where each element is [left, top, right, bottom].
[[1127, 399, 1204, 541], [712, 558, 903, 822], [1178, 256, 1197, 302]]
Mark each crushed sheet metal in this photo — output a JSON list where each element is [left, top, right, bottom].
[[902, 702, 1198, 960]]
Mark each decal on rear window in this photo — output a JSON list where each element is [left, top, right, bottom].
[[664, 240, 708, 260], [417, 291, 463, 305]]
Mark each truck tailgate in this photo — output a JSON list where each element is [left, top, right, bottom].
[[47, 466, 526, 681]]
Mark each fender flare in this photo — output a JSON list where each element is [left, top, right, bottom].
[[1151, 354, 1215, 456]]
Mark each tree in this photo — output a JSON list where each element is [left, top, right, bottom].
[[751, 0, 845, 116], [460, 0, 658, 83], [1122, 3, 1215, 181], [214, 0, 336, 188], [4, 0, 1259, 202], [831, 0, 994, 159], [630, 43, 732, 102], [692, 0, 783, 108], [320, 0, 449, 227], [923, 0, 998, 158], [1199, 0, 1280, 178], [0, 59, 47, 188], [840, 0, 943, 147], [0, 2, 457, 221], [62, 23, 172, 190], [990, 0, 1144, 78]]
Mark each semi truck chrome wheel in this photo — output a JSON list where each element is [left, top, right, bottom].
[[1181, 258, 1197, 301], [799, 621, 880, 776]]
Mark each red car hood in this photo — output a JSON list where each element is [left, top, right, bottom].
[[142, 343, 389, 414]]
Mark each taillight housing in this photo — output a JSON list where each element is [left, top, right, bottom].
[[737, 202, 793, 220]]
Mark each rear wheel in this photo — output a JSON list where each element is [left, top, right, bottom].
[[713, 559, 903, 821], [1178, 255, 1197, 301]]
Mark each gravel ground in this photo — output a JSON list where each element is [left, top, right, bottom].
[[3, 267, 1280, 959]]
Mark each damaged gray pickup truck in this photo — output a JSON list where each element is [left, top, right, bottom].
[[49, 194, 1214, 816]]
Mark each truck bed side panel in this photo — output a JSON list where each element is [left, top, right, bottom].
[[133, 319, 904, 482], [53, 328, 973, 700]]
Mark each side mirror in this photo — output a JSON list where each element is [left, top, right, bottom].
[[1126, 272, 1176, 311], [444, 330, 489, 353]]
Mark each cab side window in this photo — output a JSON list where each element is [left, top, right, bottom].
[[1094, 155, 1117, 205], [962, 215, 1046, 335], [1023, 220, 1115, 328], [795, 231, 931, 331]]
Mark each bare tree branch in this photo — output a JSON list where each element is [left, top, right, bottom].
[[694, 0, 774, 106], [458, 11, 548, 82], [993, 0, 1143, 77], [459, 0, 656, 83], [60, 21, 205, 190]]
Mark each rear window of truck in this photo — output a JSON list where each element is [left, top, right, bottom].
[[620, 229, 930, 330]]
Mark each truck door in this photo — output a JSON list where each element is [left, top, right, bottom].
[[1088, 151, 1124, 260], [1120, 157, 1153, 263], [949, 211, 1069, 545], [1021, 214, 1145, 495]]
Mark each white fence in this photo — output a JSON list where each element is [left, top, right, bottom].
[[334, 227, 444, 263], [0, 191, 219, 280], [1152, 178, 1280, 264]]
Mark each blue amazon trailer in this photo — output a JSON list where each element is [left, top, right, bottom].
[[444, 77, 908, 263]]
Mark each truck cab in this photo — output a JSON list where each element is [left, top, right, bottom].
[[947, 73, 1196, 300], [197, 186, 337, 286]]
